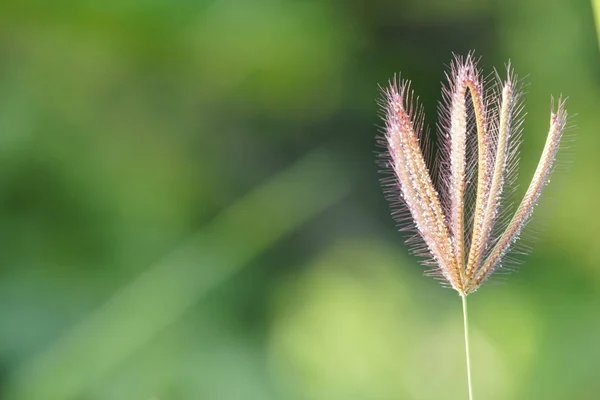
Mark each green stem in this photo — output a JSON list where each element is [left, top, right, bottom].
[[461, 294, 473, 400], [593, 0, 600, 49]]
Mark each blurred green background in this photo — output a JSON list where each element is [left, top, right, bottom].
[[0, 0, 598, 399]]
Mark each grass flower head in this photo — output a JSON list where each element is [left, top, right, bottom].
[[378, 53, 568, 296]]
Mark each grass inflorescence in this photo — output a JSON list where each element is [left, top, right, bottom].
[[377, 52, 568, 399]]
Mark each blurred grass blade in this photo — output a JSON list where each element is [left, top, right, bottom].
[[6, 148, 350, 400], [593, 0, 600, 49]]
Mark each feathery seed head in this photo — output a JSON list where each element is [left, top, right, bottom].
[[378, 53, 568, 296]]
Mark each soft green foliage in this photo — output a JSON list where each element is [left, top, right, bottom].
[[0, 1, 597, 399]]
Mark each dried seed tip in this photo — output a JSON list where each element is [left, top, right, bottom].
[[467, 97, 568, 292], [381, 79, 463, 292]]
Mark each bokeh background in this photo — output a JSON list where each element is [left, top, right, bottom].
[[0, 0, 598, 399]]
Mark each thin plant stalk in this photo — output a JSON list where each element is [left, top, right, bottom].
[[461, 295, 473, 400], [592, 0, 600, 49]]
